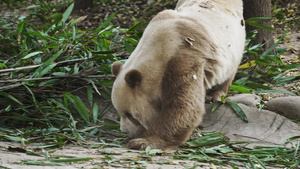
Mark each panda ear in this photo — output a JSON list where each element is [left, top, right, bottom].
[[111, 61, 123, 76], [125, 69, 142, 88]]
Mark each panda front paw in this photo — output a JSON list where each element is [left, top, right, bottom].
[[127, 137, 172, 150], [127, 138, 149, 150]]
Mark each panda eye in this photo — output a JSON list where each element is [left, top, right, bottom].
[[125, 112, 141, 126]]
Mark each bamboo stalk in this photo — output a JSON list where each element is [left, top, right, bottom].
[[0, 58, 88, 73], [0, 74, 111, 83], [0, 65, 41, 73]]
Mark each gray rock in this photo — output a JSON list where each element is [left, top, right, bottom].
[[266, 96, 300, 120], [227, 94, 258, 107], [203, 103, 300, 148]]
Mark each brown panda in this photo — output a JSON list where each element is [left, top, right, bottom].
[[111, 0, 245, 150]]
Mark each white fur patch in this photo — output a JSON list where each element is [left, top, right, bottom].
[[193, 74, 197, 80]]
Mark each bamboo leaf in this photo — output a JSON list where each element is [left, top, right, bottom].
[[126, 37, 139, 46], [238, 60, 256, 69], [1, 134, 25, 143], [247, 157, 258, 169], [254, 90, 296, 96], [23, 85, 39, 110], [262, 31, 286, 56], [64, 92, 90, 122], [187, 133, 225, 147], [294, 142, 299, 161], [125, 41, 134, 54], [72, 25, 76, 40], [37, 0, 51, 13], [42, 49, 63, 67], [96, 12, 117, 31], [23, 51, 43, 59], [245, 17, 274, 31], [36, 63, 57, 78], [92, 103, 99, 123], [246, 22, 274, 31], [51, 157, 93, 163], [281, 136, 300, 145], [0, 63, 7, 68], [92, 50, 117, 54], [27, 5, 39, 9], [281, 64, 300, 70], [212, 102, 222, 112], [250, 155, 267, 169], [230, 85, 252, 93], [145, 148, 163, 155], [70, 15, 87, 26], [62, 3, 74, 23], [246, 17, 273, 22], [21, 161, 64, 166], [228, 102, 248, 123], [17, 20, 25, 33], [0, 93, 23, 105], [128, 20, 144, 32], [87, 87, 93, 107]]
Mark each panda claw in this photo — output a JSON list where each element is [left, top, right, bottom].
[[128, 138, 148, 150]]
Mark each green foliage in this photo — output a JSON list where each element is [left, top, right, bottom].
[[0, 0, 124, 144], [212, 97, 248, 123], [175, 131, 300, 168], [232, 23, 299, 95], [245, 17, 274, 31]]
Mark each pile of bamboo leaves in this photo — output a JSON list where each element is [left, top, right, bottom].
[[0, 1, 127, 141]]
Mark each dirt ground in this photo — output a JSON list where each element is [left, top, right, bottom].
[[0, 141, 233, 169]]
